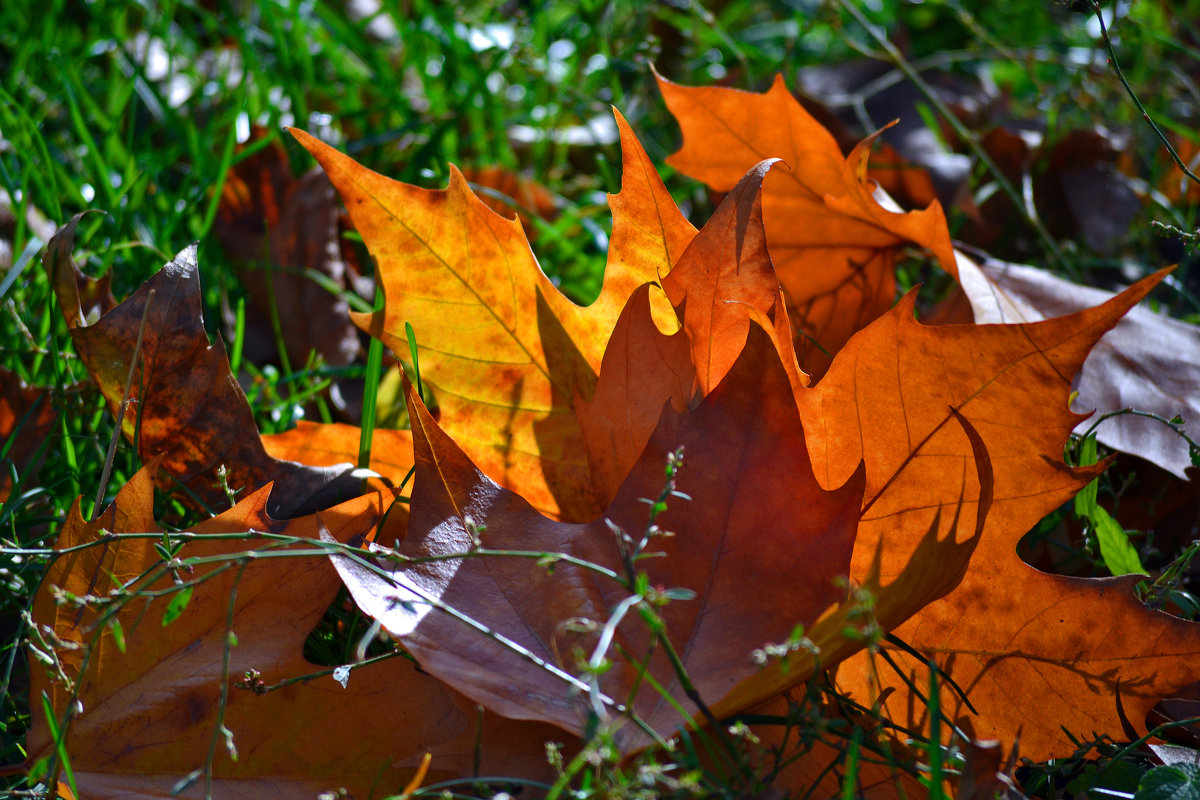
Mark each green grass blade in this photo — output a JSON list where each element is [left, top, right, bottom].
[[40, 691, 78, 800], [357, 287, 385, 471]]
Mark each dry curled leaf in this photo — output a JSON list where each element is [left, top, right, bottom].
[[44, 220, 361, 518], [825, 270, 1200, 760]]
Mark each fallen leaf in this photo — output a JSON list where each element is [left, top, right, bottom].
[[956, 253, 1199, 479], [290, 108, 694, 521], [460, 165, 559, 233], [1034, 129, 1141, 255], [820, 270, 1200, 760], [1149, 744, 1200, 768], [0, 368, 57, 501], [657, 72, 957, 378], [330, 324, 865, 749], [27, 464, 563, 798], [214, 128, 361, 372], [43, 220, 361, 518], [40, 213, 116, 330], [578, 157, 802, 503], [261, 420, 414, 482]]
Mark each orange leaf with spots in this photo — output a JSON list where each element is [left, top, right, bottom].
[[289, 109, 694, 522]]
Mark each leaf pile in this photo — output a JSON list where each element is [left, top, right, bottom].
[[23, 74, 1200, 798]]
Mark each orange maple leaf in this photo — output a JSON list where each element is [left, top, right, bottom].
[[809, 270, 1200, 759], [289, 110, 695, 522], [657, 72, 957, 379]]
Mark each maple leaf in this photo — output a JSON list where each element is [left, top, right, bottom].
[[806, 268, 1200, 759], [329, 322, 867, 750], [43, 219, 360, 518], [657, 72, 957, 379], [289, 109, 695, 521], [956, 252, 1200, 479], [27, 464, 562, 798], [578, 157, 805, 502]]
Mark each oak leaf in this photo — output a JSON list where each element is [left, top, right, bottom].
[[44, 220, 360, 518], [657, 72, 957, 378], [289, 109, 694, 522], [27, 464, 562, 798]]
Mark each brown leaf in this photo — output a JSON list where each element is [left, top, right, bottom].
[[657, 72, 957, 378], [40, 213, 116, 329], [43, 221, 360, 518], [0, 368, 57, 501], [957, 253, 1199, 479], [27, 465, 562, 797], [1035, 129, 1141, 254], [330, 324, 864, 749], [214, 129, 360, 371]]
